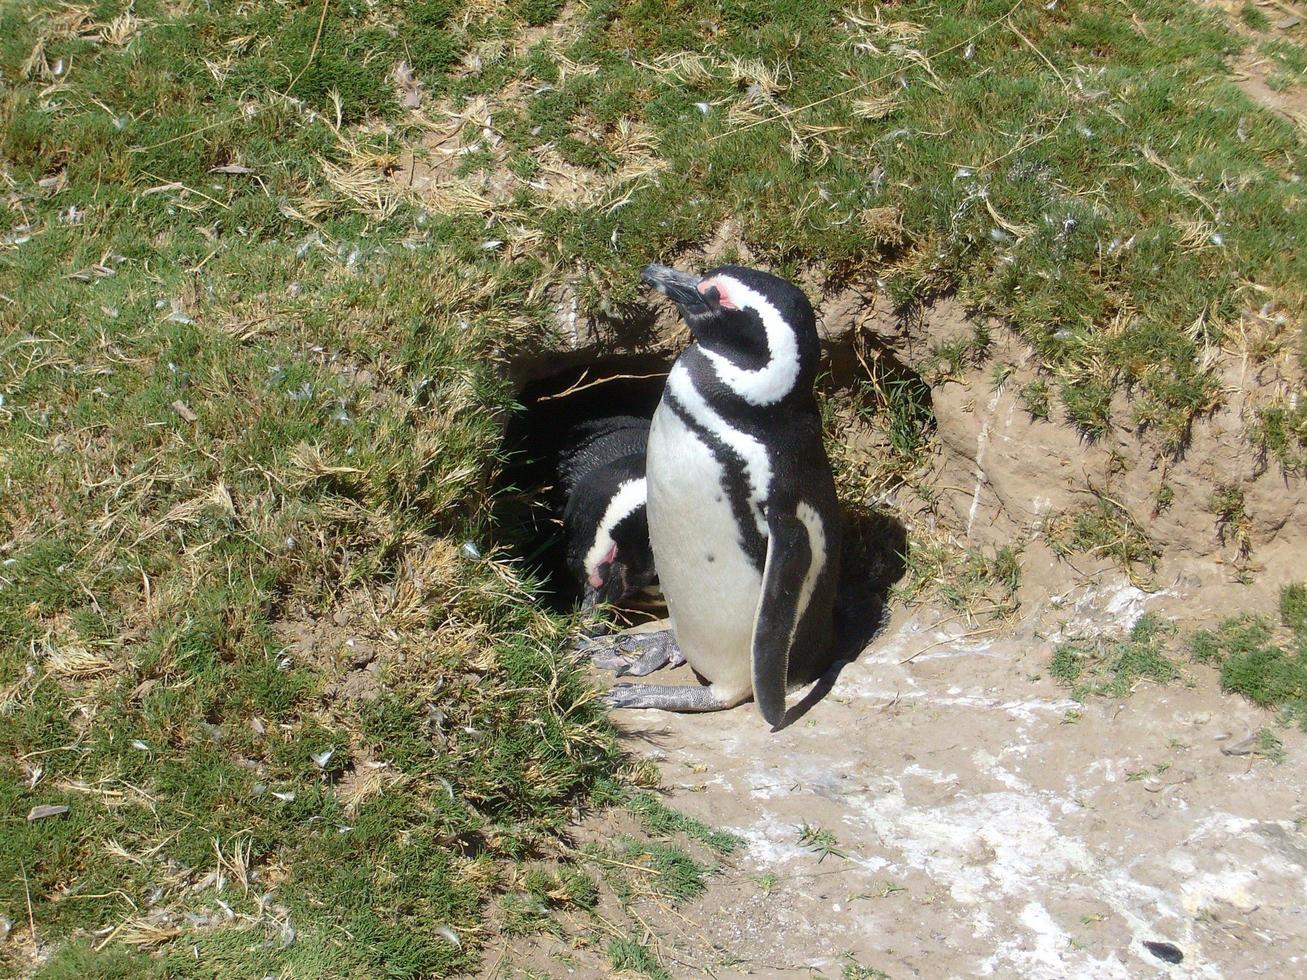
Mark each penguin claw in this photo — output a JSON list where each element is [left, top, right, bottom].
[[616, 646, 685, 677], [573, 635, 636, 673], [604, 683, 642, 709], [593, 653, 637, 673]]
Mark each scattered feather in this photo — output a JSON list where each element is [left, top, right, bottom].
[[27, 804, 70, 821], [393, 61, 425, 109]]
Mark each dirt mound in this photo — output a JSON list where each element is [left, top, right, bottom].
[[527, 276, 1303, 622]]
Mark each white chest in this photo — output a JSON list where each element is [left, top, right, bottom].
[[646, 401, 763, 692]]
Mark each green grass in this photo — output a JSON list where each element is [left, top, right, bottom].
[[1047, 496, 1159, 586], [0, 2, 617, 974], [1208, 483, 1253, 556], [843, 960, 892, 980], [1240, 3, 1272, 32], [1189, 583, 1307, 728], [1250, 399, 1307, 473], [891, 539, 1022, 620], [607, 935, 670, 980], [614, 785, 743, 856], [798, 821, 849, 863], [3, 0, 1307, 972], [1051, 613, 1181, 700], [1261, 37, 1307, 92]]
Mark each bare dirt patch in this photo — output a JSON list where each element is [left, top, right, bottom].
[[1208, 0, 1307, 124], [1234, 48, 1307, 124], [494, 583, 1306, 978]]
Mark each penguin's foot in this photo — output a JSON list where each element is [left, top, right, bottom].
[[606, 682, 727, 713], [575, 629, 684, 676], [615, 632, 685, 677]]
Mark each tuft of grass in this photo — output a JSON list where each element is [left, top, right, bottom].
[[607, 936, 670, 980], [1208, 484, 1253, 556], [522, 865, 599, 910], [1260, 37, 1307, 91], [1052, 613, 1180, 700], [1047, 497, 1159, 586], [892, 539, 1022, 621], [1250, 400, 1307, 474], [1256, 727, 1287, 764], [598, 837, 717, 909], [594, 781, 742, 856], [1239, 3, 1272, 32], [1154, 482, 1176, 514], [1189, 584, 1307, 728], [798, 822, 848, 863], [1018, 379, 1052, 421], [1282, 583, 1307, 635], [498, 892, 557, 937], [843, 959, 892, 980], [829, 341, 937, 499]]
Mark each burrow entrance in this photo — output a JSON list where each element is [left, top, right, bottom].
[[495, 352, 672, 615], [493, 333, 924, 631]]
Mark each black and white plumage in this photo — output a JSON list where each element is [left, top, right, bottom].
[[599, 264, 841, 728], [558, 416, 656, 613]]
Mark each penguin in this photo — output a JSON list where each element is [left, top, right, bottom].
[[558, 416, 657, 614], [594, 264, 841, 727]]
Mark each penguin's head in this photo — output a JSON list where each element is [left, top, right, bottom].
[[565, 471, 655, 614], [641, 263, 819, 399]]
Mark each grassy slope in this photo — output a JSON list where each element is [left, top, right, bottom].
[[1, 0, 1305, 975]]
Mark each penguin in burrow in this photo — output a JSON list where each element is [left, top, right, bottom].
[[557, 415, 658, 619]]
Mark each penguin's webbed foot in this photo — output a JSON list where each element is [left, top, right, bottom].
[[606, 682, 727, 713], [615, 633, 685, 677], [574, 629, 683, 676]]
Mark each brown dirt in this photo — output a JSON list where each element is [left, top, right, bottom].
[[490, 583, 1307, 978], [1234, 49, 1307, 125], [1208, 1, 1307, 125]]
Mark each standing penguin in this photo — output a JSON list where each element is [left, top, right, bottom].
[[595, 264, 841, 728], [558, 416, 656, 613]]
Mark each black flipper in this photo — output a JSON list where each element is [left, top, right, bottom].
[[751, 509, 812, 729]]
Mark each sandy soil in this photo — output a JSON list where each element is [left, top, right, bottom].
[[493, 577, 1306, 978]]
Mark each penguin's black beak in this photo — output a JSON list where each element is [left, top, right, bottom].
[[641, 264, 715, 316]]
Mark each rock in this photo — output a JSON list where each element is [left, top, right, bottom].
[[1143, 940, 1183, 964], [1220, 734, 1258, 756], [27, 804, 69, 821]]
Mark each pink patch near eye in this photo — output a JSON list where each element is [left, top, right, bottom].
[[698, 277, 737, 309], [588, 543, 618, 587]]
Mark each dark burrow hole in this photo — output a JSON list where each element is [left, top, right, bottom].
[[496, 352, 672, 616], [494, 336, 921, 646]]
